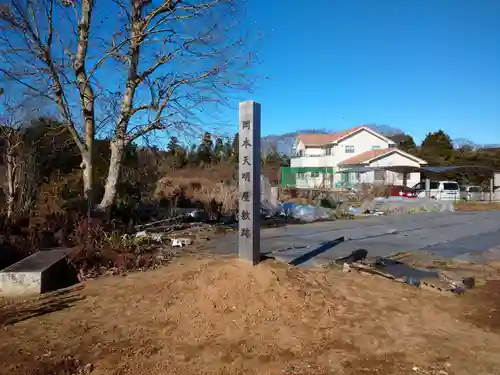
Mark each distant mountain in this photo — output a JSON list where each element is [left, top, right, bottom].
[[368, 124, 405, 136], [453, 138, 478, 149], [261, 124, 405, 155], [260, 131, 302, 155]]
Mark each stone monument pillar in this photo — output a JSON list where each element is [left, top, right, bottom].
[[238, 101, 261, 264]]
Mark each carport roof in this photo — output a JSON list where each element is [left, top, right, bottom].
[[338, 165, 500, 173]]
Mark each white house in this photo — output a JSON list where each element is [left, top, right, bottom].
[[290, 125, 427, 189]]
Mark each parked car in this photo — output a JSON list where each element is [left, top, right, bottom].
[[460, 185, 483, 201], [387, 185, 418, 198], [411, 180, 460, 201]]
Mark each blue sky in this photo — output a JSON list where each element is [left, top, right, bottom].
[[2, 0, 498, 147], [244, 0, 500, 145]]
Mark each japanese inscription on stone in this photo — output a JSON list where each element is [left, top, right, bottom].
[[238, 101, 261, 264]]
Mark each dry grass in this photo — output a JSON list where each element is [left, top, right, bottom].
[[2, 256, 500, 375], [153, 163, 284, 214], [454, 201, 500, 211], [356, 183, 391, 201], [155, 174, 238, 213]]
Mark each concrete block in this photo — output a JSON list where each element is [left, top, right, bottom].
[[0, 248, 78, 297]]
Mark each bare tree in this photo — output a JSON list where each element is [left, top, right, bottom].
[[0, 121, 24, 217], [0, 0, 256, 210], [0, 92, 39, 217], [0, 88, 20, 217], [0, 0, 96, 205]]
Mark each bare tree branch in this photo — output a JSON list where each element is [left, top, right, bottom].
[[0, 0, 85, 151], [0, 90, 42, 216], [1, 0, 258, 209]]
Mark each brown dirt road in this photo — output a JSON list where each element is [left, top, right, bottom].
[[1, 256, 500, 375]]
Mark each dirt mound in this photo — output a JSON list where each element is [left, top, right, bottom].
[[2, 257, 500, 375]]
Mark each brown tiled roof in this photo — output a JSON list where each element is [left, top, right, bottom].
[[296, 133, 338, 146], [339, 148, 394, 165], [297, 125, 369, 146]]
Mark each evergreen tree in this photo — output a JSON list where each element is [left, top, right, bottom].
[[167, 136, 179, 155], [420, 130, 454, 164], [223, 139, 233, 160], [197, 132, 213, 165], [165, 136, 186, 169], [187, 143, 198, 166], [213, 137, 224, 163], [264, 143, 285, 165], [390, 133, 417, 152], [231, 132, 239, 163]]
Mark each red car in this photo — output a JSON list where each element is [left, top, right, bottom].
[[387, 185, 418, 198]]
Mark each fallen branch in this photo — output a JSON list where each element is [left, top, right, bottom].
[[134, 212, 198, 230]]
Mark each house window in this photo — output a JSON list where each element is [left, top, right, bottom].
[[372, 145, 381, 150], [347, 172, 361, 182], [325, 147, 332, 156], [374, 170, 386, 181], [296, 172, 305, 179], [311, 172, 320, 178], [298, 150, 305, 157], [345, 145, 355, 153]]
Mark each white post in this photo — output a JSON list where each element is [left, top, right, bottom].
[[425, 178, 431, 198], [490, 178, 494, 203]]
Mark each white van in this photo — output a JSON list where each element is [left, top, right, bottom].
[[411, 180, 460, 201], [460, 185, 483, 201]]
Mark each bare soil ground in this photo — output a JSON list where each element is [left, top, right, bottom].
[[1, 255, 500, 375]]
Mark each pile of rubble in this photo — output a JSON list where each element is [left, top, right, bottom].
[[331, 249, 475, 295], [360, 197, 455, 215]]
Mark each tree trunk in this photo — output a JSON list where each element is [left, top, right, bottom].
[[75, 0, 95, 210], [6, 150, 15, 218], [95, 4, 142, 212], [81, 151, 93, 209], [98, 139, 124, 210]]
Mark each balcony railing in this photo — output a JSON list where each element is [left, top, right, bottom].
[[292, 152, 331, 157]]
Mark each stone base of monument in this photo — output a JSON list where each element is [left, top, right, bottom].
[[0, 248, 78, 297]]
